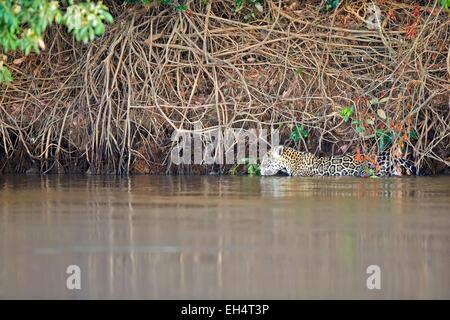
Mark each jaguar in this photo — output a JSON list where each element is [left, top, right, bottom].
[[260, 146, 417, 177]]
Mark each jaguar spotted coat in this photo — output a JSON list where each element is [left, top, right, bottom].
[[260, 146, 417, 177]]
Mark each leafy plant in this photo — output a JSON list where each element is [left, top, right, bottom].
[[0, 0, 114, 83], [364, 167, 379, 178], [235, 0, 243, 11], [246, 163, 260, 176], [376, 129, 394, 151], [409, 129, 419, 140], [289, 124, 309, 142], [64, 1, 114, 43], [0, 61, 13, 83], [325, 0, 340, 11], [351, 120, 365, 134], [342, 102, 419, 153], [441, 0, 450, 11], [175, 3, 188, 12], [359, 109, 418, 152], [339, 106, 354, 122], [122, 0, 152, 3], [231, 157, 261, 176]]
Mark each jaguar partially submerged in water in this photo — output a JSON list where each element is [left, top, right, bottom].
[[260, 146, 417, 177]]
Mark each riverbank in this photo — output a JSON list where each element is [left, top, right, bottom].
[[0, 0, 449, 175]]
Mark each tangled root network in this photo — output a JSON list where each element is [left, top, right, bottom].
[[0, 0, 449, 174]]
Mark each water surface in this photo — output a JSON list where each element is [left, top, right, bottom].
[[0, 175, 449, 299]]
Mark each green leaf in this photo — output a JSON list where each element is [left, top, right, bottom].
[[62, 1, 113, 43], [364, 167, 376, 177], [289, 124, 309, 142], [235, 0, 243, 12], [176, 4, 188, 12], [409, 129, 419, 140], [0, 65, 13, 83], [325, 0, 340, 11], [247, 164, 261, 176], [94, 23, 105, 36], [377, 130, 394, 151], [339, 106, 354, 122], [102, 12, 114, 24]]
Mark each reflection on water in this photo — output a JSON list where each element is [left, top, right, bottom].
[[0, 175, 449, 299]]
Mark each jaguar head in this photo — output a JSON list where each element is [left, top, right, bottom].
[[260, 146, 288, 176]]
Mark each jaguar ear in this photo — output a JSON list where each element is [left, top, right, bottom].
[[273, 145, 284, 158]]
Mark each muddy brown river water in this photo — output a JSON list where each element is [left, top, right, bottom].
[[0, 175, 449, 299]]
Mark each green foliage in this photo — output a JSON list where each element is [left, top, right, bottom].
[[64, 1, 113, 43], [231, 158, 261, 176], [175, 3, 188, 12], [339, 106, 354, 122], [289, 124, 309, 142], [351, 120, 365, 134], [441, 0, 450, 11], [0, 0, 113, 83], [235, 0, 243, 11], [338, 99, 420, 152], [122, 0, 152, 3], [0, 62, 13, 83], [246, 163, 260, 176], [325, 0, 340, 11], [123, 0, 188, 11], [409, 129, 419, 140], [364, 167, 378, 178], [375, 128, 394, 151], [352, 108, 419, 152]]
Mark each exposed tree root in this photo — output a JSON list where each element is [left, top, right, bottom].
[[0, 0, 449, 174]]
